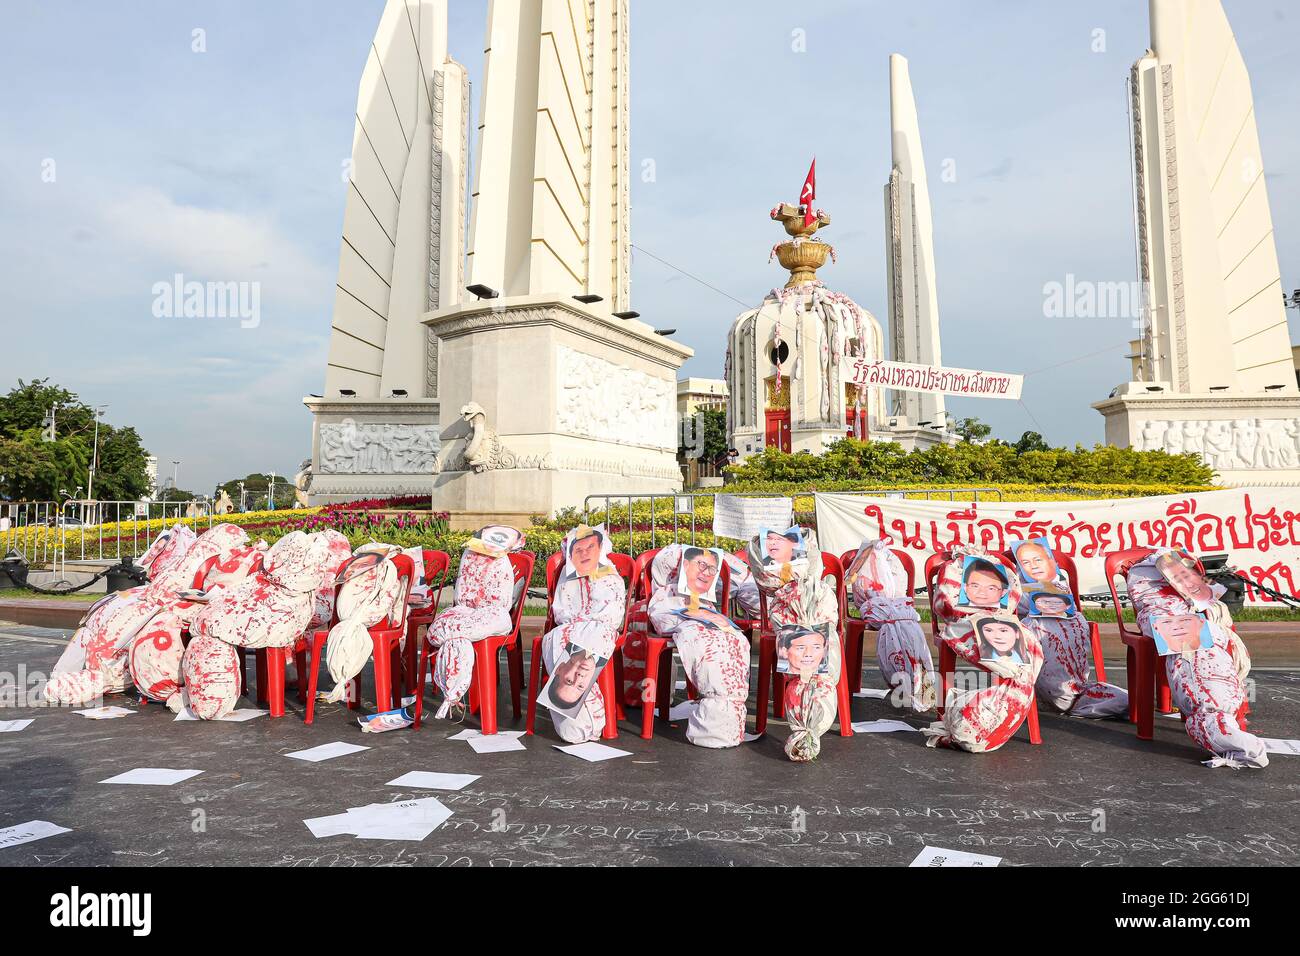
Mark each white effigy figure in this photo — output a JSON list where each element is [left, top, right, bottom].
[[923, 547, 1043, 753], [319, 544, 409, 704], [844, 538, 935, 712], [538, 526, 626, 743], [1125, 551, 1265, 769], [43, 523, 242, 706], [746, 528, 842, 761], [1007, 539, 1127, 718], [127, 539, 267, 707], [182, 530, 349, 718], [645, 544, 750, 749], [425, 526, 525, 720]]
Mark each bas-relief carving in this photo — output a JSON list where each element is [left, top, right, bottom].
[[319, 422, 440, 475], [556, 345, 674, 449], [1136, 418, 1300, 470], [434, 403, 556, 475]]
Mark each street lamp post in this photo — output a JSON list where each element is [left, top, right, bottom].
[[267, 472, 276, 510], [86, 404, 108, 505]]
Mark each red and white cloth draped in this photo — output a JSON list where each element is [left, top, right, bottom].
[[189, 531, 338, 651], [747, 529, 841, 761], [846, 539, 935, 712], [1016, 578, 1127, 718], [724, 552, 761, 620], [923, 549, 1042, 753], [45, 524, 247, 707], [307, 530, 357, 633], [1125, 553, 1266, 769], [320, 545, 408, 704], [178, 634, 242, 719], [645, 544, 750, 749], [427, 548, 518, 717], [127, 537, 266, 706], [541, 532, 627, 742]]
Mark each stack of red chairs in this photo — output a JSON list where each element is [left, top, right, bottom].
[[412, 551, 536, 735], [752, 553, 854, 738], [524, 553, 638, 739]]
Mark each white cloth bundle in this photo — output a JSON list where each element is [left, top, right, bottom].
[[846, 538, 935, 712], [1125, 552, 1265, 769], [319, 547, 406, 704], [647, 544, 750, 749]]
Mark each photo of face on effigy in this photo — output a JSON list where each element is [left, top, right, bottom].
[[538, 641, 609, 717], [564, 525, 609, 580], [1155, 551, 1215, 607], [1010, 536, 1060, 586], [1026, 587, 1075, 619], [775, 622, 831, 677], [759, 526, 806, 567], [677, 546, 722, 602], [1151, 613, 1214, 656], [957, 556, 1011, 609], [974, 614, 1029, 665], [475, 525, 524, 555]]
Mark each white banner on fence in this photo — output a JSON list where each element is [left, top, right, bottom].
[[814, 488, 1300, 606], [712, 495, 794, 542], [841, 358, 1023, 400]]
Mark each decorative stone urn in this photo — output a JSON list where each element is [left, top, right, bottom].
[[769, 202, 833, 288]]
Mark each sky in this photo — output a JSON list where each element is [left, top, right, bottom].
[[1, 0, 1297, 493]]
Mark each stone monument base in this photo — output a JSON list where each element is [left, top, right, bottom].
[[1093, 384, 1300, 486], [302, 397, 441, 503], [424, 294, 692, 517]]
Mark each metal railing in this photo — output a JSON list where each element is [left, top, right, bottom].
[[0, 500, 219, 566], [579, 488, 1003, 549]]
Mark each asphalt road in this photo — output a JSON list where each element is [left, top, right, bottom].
[[0, 623, 1296, 867]]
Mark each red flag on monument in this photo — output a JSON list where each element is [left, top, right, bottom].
[[799, 158, 817, 227]]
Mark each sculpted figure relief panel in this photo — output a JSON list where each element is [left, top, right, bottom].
[[556, 345, 675, 449], [319, 421, 440, 475], [1135, 418, 1300, 470]]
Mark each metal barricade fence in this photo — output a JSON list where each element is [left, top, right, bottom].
[[0, 500, 218, 566], [579, 488, 1003, 550]]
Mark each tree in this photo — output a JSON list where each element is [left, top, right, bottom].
[[217, 472, 298, 511], [954, 417, 992, 443], [1014, 430, 1050, 453], [0, 379, 150, 501]]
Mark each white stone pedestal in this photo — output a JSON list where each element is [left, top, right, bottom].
[[302, 397, 441, 503], [1093, 384, 1300, 486], [424, 295, 692, 516]]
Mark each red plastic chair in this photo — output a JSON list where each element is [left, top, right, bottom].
[[1003, 549, 1107, 683], [525, 553, 638, 739], [638, 549, 728, 739], [729, 548, 760, 638], [927, 551, 1041, 744], [401, 550, 451, 697], [412, 551, 536, 735], [839, 547, 916, 694], [753, 553, 853, 737], [302, 554, 416, 723]]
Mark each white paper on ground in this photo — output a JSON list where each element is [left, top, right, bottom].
[[100, 768, 203, 786], [73, 706, 135, 719], [743, 731, 763, 742], [1262, 738, 1300, 756], [0, 719, 34, 733], [286, 742, 370, 762], [668, 701, 698, 721], [305, 798, 453, 841], [851, 719, 921, 734], [910, 846, 1002, 867], [174, 708, 267, 722], [853, 689, 890, 699], [386, 771, 480, 791], [0, 820, 72, 850], [554, 742, 632, 762], [468, 734, 526, 754], [448, 729, 525, 741]]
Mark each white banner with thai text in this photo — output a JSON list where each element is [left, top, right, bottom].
[[841, 358, 1023, 400], [814, 489, 1299, 605]]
